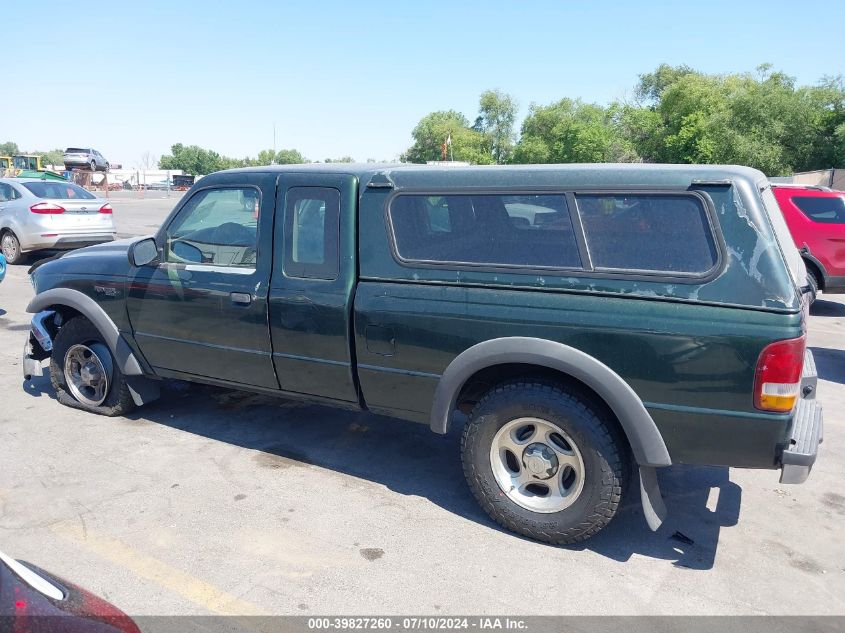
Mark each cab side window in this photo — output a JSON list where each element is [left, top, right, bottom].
[[284, 187, 340, 280], [164, 187, 260, 268]]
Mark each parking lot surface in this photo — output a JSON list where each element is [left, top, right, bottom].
[[0, 195, 843, 615]]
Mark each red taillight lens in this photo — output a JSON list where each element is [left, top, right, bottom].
[[99, 203, 113, 214], [754, 336, 806, 412], [30, 202, 66, 214]]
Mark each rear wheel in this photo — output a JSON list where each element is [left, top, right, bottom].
[[807, 268, 819, 303], [461, 380, 628, 544], [50, 317, 135, 416], [1, 231, 25, 265]]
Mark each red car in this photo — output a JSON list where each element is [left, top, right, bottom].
[[0, 548, 140, 632], [772, 184, 845, 299]]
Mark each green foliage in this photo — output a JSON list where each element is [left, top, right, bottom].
[[0, 141, 19, 156], [513, 99, 639, 164], [323, 156, 355, 163], [275, 149, 307, 164], [159, 144, 308, 173], [633, 66, 845, 175], [37, 149, 65, 168], [475, 90, 518, 164], [402, 110, 493, 164]]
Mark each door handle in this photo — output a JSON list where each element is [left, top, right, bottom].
[[230, 292, 252, 306]]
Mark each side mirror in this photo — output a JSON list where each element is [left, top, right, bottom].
[[129, 238, 159, 267]]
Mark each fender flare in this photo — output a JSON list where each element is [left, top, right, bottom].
[[799, 245, 828, 286], [27, 288, 145, 377], [429, 337, 671, 468]]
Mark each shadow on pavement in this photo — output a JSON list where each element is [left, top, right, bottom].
[[809, 346, 845, 385], [810, 299, 845, 317], [77, 381, 740, 569], [21, 374, 740, 568]]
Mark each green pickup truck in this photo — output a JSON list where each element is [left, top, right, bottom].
[[23, 163, 823, 544]]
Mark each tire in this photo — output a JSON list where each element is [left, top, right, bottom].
[[89, 160, 97, 172], [1, 230, 26, 265], [807, 268, 819, 303], [50, 316, 135, 416], [461, 380, 628, 545], [104, 162, 110, 172]]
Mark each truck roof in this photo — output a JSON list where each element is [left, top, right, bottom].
[[222, 162, 767, 189]]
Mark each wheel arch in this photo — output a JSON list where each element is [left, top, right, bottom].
[[799, 246, 827, 289], [802, 254, 825, 290], [27, 288, 146, 377], [430, 337, 671, 468]]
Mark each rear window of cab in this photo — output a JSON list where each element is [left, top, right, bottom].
[[388, 191, 719, 277]]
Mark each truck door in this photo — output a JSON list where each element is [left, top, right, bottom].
[[268, 173, 359, 403], [126, 173, 278, 389]]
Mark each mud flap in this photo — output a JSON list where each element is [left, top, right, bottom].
[[126, 375, 161, 407], [639, 466, 667, 531]]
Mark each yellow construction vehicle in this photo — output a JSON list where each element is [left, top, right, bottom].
[[12, 155, 43, 171]]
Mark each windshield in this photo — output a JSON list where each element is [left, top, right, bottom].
[[793, 195, 845, 223], [65, 148, 89, 154], [23, 182, 96, 200]]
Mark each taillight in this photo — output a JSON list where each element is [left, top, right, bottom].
[[30, 202, 65, 214], [754, 336, 806, 412], [99, 203, 113, 214]]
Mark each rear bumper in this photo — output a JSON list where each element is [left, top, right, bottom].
[[23, 233, 116, 252], [778, 349, 823, 484], [779, 399, 823, 484]]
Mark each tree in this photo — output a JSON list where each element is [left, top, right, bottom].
[[324, 156, 355, 163], [0, 141, 19, 156], [275, 149, 307, 164], [475, 89, 518, 164], [635, 64, 698, 104], [140, 151, 158, 170], [159, 143, 226, 175], [512, 99, 639, 164], [37, 149, 64, 168], [403, 110, 493, 164]]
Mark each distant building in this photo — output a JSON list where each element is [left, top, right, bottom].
[[784, 169, 845, 190]]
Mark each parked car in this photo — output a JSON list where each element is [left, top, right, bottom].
[[63, 148, 109, 172], [0, 548, 140, 632], [772, 184, 845, 300], [0, 178, 116, 264], [22, 164, 822, 545]]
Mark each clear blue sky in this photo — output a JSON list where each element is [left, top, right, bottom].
[[5, 0, 844, 167]]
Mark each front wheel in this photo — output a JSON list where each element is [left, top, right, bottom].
[[461, 380, 629, 544], [50, 317, 135, 416]]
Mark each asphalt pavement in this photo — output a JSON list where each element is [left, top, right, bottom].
[[0, 196, 843, 616]]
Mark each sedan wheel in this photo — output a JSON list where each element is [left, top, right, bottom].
[[1, 232, 22, 264]]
